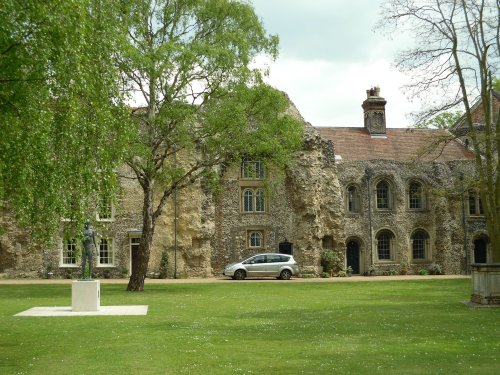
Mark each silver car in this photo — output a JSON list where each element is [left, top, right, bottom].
[[223, 253, 299, 280]]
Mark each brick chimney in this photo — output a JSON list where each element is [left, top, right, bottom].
[[362, 86, 387, 135]]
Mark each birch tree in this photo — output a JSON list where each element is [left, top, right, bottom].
[[119, 0, 303, 291]]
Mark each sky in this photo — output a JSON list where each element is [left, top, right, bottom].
[[250, 0, 415, 128]]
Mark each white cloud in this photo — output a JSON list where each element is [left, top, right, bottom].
[[251, 0, 417, 127]]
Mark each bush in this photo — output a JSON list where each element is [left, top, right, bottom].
[[418, 268, 429, 276], [382, 268, 398, 276], [428, 262, 442, 275], [320, 250, 339, 274], [320, 272, 330, 278], [159, 250, 169, 279], [336, 271, 347, 277]]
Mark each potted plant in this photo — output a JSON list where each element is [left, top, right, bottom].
[[346, 266, 353, 277], [368, 264, 376, 276]]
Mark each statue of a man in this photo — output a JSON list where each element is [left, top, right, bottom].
[[81, 221, 97, 279]]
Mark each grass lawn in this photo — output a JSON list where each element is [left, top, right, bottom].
[[0, 279, 499, 375]]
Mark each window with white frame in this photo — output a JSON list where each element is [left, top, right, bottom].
[[408, 181, 424, 210], [97, 195, 113, 221], [62, 238, 78, 266], [241, 157, 265, 179], [248, 230, 264, 248], [242, 188, 265, 213], [98, 238, 114, 266], [411, 230, 429, 260]]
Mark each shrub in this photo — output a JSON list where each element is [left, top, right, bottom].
[[320, 250, 339, 274], [159, 250, 169, 279], [428, 262, 442, 275], [418, 268, 429, 276], [320, 272, 330, 278], [336, 271, 347, 277]]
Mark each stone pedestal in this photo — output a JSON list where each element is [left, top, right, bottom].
[[471, 264, 500, 305], [72, 280, 100, 312]]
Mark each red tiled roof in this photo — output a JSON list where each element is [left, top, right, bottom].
[[315, 127, 475, 162]]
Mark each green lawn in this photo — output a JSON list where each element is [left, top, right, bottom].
[[1, 279, 498, 375]]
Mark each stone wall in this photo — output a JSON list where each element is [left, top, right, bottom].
[[336, 159, 477, 275]]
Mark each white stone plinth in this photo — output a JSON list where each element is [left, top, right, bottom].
[[471, 264, 500, 305], [72, 280, 100, 312]]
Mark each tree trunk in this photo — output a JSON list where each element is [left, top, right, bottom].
[[127, 181, 156, 291]]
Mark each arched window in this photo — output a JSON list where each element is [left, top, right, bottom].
[[249, 231, 263, 248], [376, 230, 394, 260], [408, 181, 424, 209], [376, 180, 391, 209], [243, 190, 254, 212], [241, 157, 265, 179], [347, 185, 360, 213], [411, 230, 429, 260]]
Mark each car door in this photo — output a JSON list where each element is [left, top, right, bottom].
[[244, 255, 267, 277], [265, 254, 282, 276]]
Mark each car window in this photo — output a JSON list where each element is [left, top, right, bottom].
[[252, 255, 267, 264], [279, 255, 290, 262]]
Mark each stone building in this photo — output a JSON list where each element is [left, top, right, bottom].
[[0, 88, 489, 278]]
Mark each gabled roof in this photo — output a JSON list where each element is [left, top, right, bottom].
[[315, 127, 475, 162]]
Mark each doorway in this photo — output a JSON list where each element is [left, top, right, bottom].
[[279, 241, 293, 255], [346, 240, 360, 274], [473, 237, 488, 263], [130, 237, 140, 276]]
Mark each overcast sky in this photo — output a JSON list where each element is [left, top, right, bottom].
[[251, 0, 415, 128]]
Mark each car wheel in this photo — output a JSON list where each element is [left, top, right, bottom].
[[280, 269, 292, 280], [234, 269, 246, 280]]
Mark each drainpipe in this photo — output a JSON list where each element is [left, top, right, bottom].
[[459, 172, 469, 274], [365, 167, 374, 267], [173, 143, 178, 279]]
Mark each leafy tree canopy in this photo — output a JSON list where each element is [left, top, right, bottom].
[[0, 0, 133, 237]]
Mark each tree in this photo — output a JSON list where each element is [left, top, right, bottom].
[[379, 0, 500, 261], [118, 0, 303, 291], [415, 111, 462, 129], [0, 1, 132, 237]]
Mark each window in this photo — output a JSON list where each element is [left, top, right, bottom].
[[411, 230, 429, 260], [347, 185, 360, 213], [408, 181, 424, 209], [242, 188, 265, 213], [98, 238, 113, 266], [241, 157, 265, 179], [62, 238, 77, 266], [376, 230, 394, 260], [248, 231, 263, 248], [376, 181, 391, 209], [243, 190, 254, 212], [468, 191, 484, 216], [97, 195, 113, 221]]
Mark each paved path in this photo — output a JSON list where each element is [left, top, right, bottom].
[[0, 274, 470, 285]]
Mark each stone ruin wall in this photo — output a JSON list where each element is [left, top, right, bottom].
[[337, 159, 477, 275]]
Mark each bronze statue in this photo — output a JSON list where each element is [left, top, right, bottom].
[[81, 221, 97, 279]]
